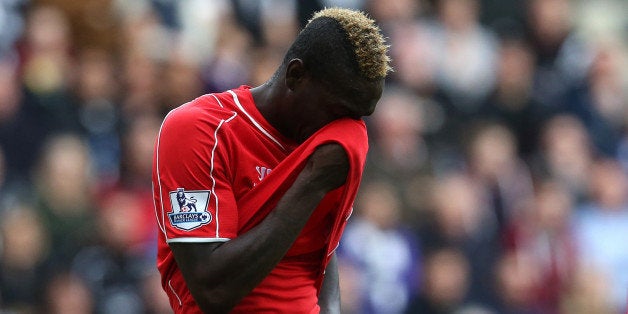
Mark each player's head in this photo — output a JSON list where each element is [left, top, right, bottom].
[[277, 8, 391, 132], [285, 8, 391, 85]]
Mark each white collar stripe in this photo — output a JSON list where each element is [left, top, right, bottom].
[[227, 90, 285, 150], [210, 94, 224, 108]]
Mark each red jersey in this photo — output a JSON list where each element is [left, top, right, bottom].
[[153, 86, 368, 313]]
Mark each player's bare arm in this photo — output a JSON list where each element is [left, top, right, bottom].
[[170, 143, 349, 313], [317, 253, 341, 314]]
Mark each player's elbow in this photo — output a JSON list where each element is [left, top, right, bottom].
[[304, 143, 350, 192]]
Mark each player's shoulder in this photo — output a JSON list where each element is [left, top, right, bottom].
[[165, 93, 237, 124], [159, 93, 241, 140], [174, 92, 236, 116]]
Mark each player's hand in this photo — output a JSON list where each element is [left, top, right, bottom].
[[301, 143, 349, 193]]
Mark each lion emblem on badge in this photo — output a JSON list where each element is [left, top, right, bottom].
[[168, 188, 211, 231], [176, 188, 197, 212]]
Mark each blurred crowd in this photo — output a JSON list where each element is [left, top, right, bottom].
[[0, 0, 626, 313]]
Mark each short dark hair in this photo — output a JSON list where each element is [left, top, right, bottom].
[[282, 8, 391, 86]]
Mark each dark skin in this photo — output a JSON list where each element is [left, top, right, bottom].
[[170, 59, 384, 313]]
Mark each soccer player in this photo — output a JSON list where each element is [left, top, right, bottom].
[[152, 8, 391, 313]]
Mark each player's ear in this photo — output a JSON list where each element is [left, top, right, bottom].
[[285, 58, 306, 91]]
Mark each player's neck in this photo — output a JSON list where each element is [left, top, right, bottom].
[[250, 81, 295, 142]]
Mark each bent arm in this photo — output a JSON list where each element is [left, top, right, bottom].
[[170, 144, 349, 313]]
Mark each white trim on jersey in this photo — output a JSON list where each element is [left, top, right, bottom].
[[151, 182, 165, 235], [346, 206, 354, 221], [166, 237, 231, 243], [210, 112, 237, 237], [210, 93, 224, 108], [155, 96, 238, 240], [227, 89, 286, 150], [168, 280, 183, 306], [155, 108, 180, 240], [328, 242, 340, 256]]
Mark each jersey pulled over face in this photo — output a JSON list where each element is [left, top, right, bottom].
[[285, 74, 384, 143]]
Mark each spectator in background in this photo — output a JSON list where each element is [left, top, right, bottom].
[[406, 247, 475, 314], [74, 48, 122, 186], [119, 115, 160, 190], [0, 4, 80, 187], [0, 56, 34, 185], [478, 0, 525, 30], [500, 180, 578, 313], [573, 159, 628, 313], [0, 57, 20, 126], [200, 10, 253, 93], [160, 52, 204, 115], [464, 122, 534, 230], [365, 85, 442, 226], [118, 10, 172, 118], [33, 134, 96, 265], [0, 0, 26, 58], [565, 40, 628, 156], [33, 0, 121, 52], [339, 180, 419, 314], [71, 188, 155, 314], [172, 0, 229, 65], [378, 0, 440, 96], [526, 0, 593, 112], [420, 172, 501, 309], [20, 5, 79, 133], [367, 86, 431, 182], [478, 38, 547, 158], [0, 205, 51, 312], [44, 271, 93, 314], [120, 48, 162, 118], [97, 115, 161, 257], [560, 267, 616, 314], [366, 0, 421, 25], [533, 114, 595, 202], [432, 0, 498, 123], [247, 45, 285, 87], [494, 251, 541, 314]]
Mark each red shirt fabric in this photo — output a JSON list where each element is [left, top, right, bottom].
[[152, 86, 368, 313]]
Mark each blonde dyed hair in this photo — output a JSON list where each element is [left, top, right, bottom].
[[308, 8, 392, 81]]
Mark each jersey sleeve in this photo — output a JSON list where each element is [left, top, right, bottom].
[[153, 101, 238, 243]]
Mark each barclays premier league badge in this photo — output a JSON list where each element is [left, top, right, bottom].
[[168, 188, 212, 231]]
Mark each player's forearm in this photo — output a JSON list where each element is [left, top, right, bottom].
[[181, 186, 326, 312], [173, 144, 349, 313], [318, 253, 341, 314], [176, 176, 328, 313]]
